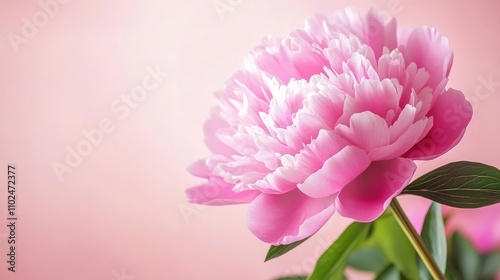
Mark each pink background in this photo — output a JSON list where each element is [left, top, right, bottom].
[[0, 0, 499, 279]]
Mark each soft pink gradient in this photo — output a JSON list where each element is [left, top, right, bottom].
[[0, 0, 499, 279]]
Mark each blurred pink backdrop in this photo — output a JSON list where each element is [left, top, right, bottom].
[[0, 0, 499, 279]]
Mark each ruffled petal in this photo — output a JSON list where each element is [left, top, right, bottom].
[[335, 111, 390, 153], [187, 156, 226, 178], [277, 130, 349, 184], [252, 172, 297, 194], [186, 178, 260, 205], [341, 79, 401, 122], [203, 113, 237, 156], [298, 146, 371, 198], [404, 88, 472, 160], [364, 8, 397, 57], [336, 158, 416, 222], [247, 189, 336, 244], [401, 26, 454, 89], [369, 118, 430, 161]]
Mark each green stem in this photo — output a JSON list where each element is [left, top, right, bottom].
[[390, 199, 445, 280]]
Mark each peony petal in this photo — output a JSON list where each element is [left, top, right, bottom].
[[364, 8, 394, 58], [331, 7, 365, 40], [369, 118, 429, 161], [215, 156, 269, 186], [252, 172, 297, 194], [341, 79, 401, 122], [187, 156, 227, 178], [252, 38, 327, 83], [402, 26, 454, 89], [215, 70, 272, 128], [377, 48, 406, 83], [295, 111, 332, 143], [203, 112, 237, 156], [277, 130, 349, 184], [388, 104, 417, 141], [336, 158, 416, 222], [186, 177, 260, 205], [298, 146, 371, 198], [247, 189, 336, 244], [290, 47, 329, 81], [304, 89, 345, 128], [383, 17, 398, 52], [188, 159, 213, 178], [344, 51, 379, 83], [404, 88, 472, 160], [267, 79, 309, 128], [335, 111, 390, 153], [251, 40, 300, 83]]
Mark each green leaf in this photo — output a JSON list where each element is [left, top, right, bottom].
[[376, 265, 401, 280], [265, 238, 309, 262], [451, 232, 481, 280], [308, 222, 370, 280], [347, 247, 388, 272], [367, 213, 419, 279], [480, 251, 500, 279], [444, 264, 459, 280], [274, 277, 307, 280], [418, 202, 447, 279], [402, 161, 500, 208]]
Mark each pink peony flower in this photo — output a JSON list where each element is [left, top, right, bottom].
[[443, 204, 500, 253], [187, 7, 472, 245]]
